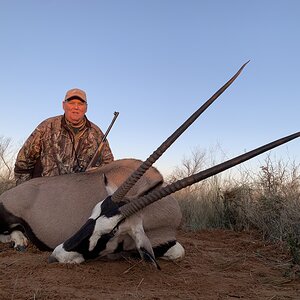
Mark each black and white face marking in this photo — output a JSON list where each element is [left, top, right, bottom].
[[49, 196, 125, 263]]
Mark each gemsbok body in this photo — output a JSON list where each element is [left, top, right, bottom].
[[0, 159, 182, 257], [1, 61, 299, 268]]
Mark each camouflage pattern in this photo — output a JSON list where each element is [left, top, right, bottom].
[[14, 115, 114, 185]]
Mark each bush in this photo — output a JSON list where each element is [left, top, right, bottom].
[[0, 136, 16, 195], [167, 149, 300, 263]]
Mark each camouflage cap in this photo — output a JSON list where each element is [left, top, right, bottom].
[[64, 88, 87, 103]]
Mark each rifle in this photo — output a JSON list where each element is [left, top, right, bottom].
[[86, 111, 119, 171]]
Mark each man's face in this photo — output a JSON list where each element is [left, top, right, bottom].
[[63, 99, 87, 125]]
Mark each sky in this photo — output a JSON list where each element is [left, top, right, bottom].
[[0, 0, 299, 176]]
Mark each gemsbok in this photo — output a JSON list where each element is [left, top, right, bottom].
[[0, 61, 299, 268]]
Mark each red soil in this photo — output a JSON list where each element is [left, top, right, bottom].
[[0, 229, 299, 299]]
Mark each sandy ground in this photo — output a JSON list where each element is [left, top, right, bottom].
[[0, 229, 299, 300]]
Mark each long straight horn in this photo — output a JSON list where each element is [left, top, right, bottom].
[[119, 131, 300, 217], [111, 61, 250, 202]]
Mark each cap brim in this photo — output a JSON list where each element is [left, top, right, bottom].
[[65, 96, 86, 102]]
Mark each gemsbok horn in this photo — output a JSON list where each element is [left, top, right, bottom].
[[111, 61, 250, 203]]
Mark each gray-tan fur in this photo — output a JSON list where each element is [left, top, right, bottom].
[[0, 159, 180, 250]]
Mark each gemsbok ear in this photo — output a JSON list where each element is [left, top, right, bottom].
[[103, 174, 117, 195]]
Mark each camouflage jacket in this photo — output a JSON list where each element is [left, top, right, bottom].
[[14, 115, 114, 185]]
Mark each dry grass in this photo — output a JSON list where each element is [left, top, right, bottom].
[[0, 136, 16, 195], [169, 151, 300, 264]]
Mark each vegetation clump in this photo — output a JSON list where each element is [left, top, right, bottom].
[[0, 136, 16, 195], [167, 149, 300, 264]]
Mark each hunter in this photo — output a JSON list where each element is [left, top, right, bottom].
[[14, 88, 114, 185]]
